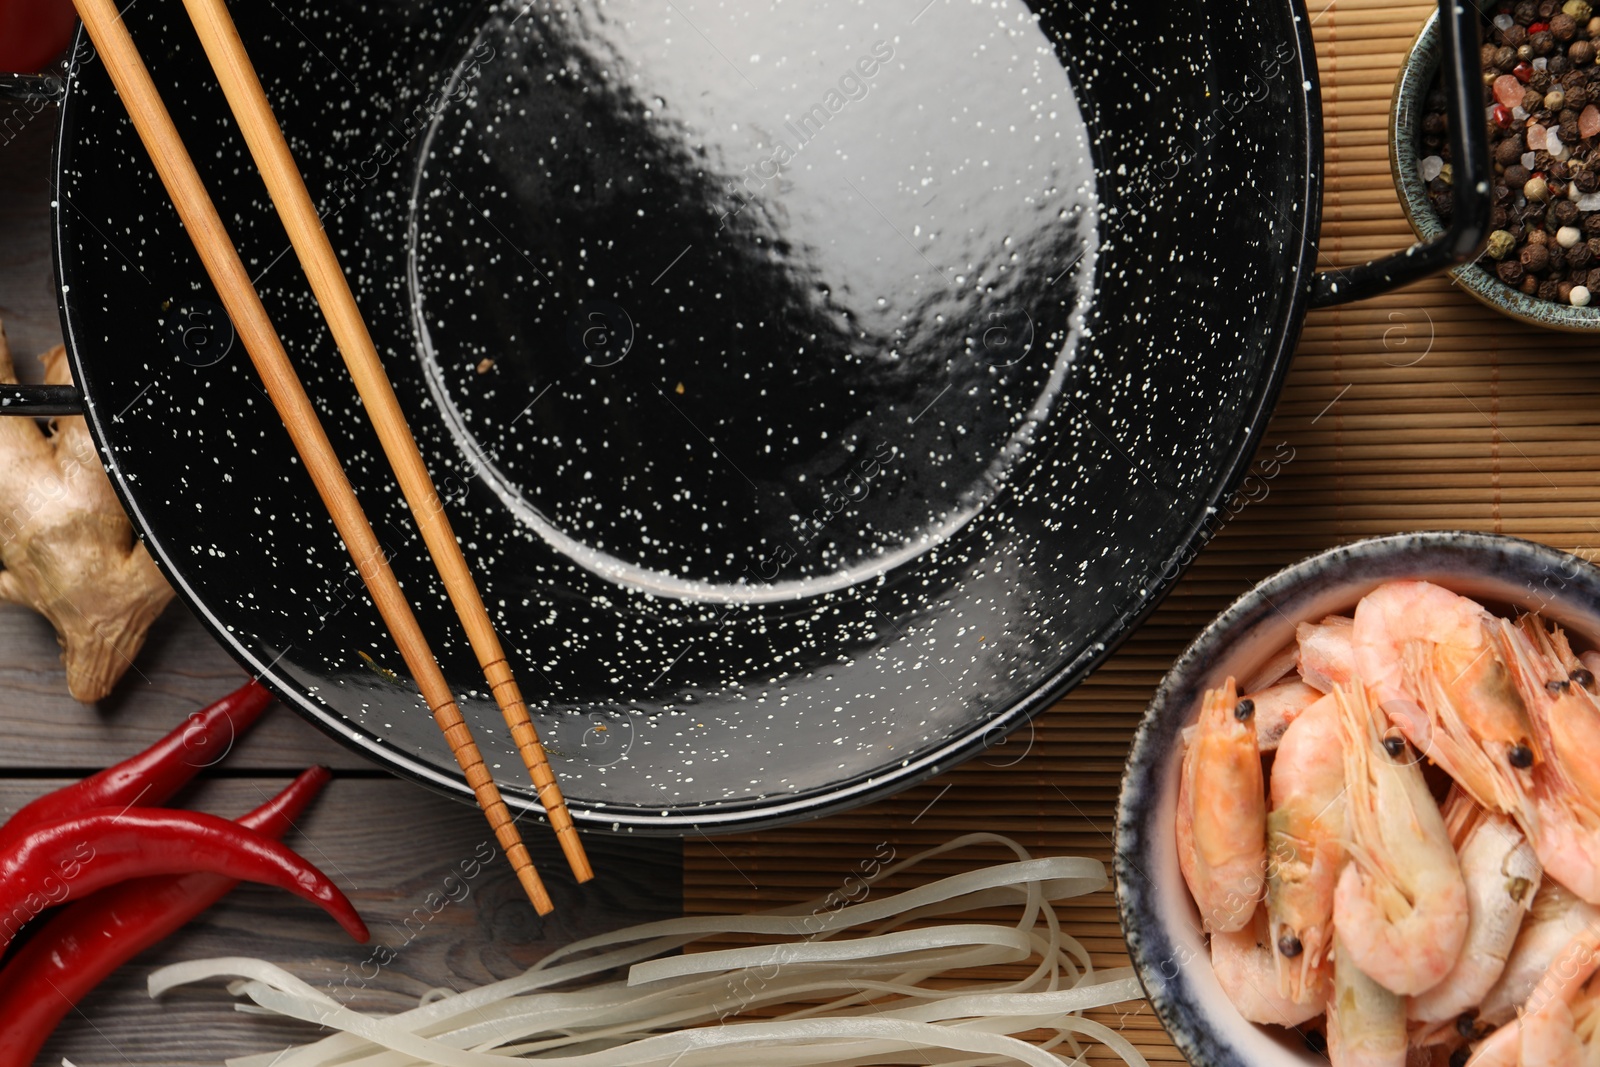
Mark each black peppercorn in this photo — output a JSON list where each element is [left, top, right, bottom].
[[1541, 0, 1562, 19], [1534, 30, 1558, 57], [1574, 39, 1597, 65], [1501, 23, 1530, 48], [1493, 204, 1513, 228], [1518, 0, 1541, 18], [1497, 137, 1525, 166], [1552, 53, 1573, 74], [1533, 67, 1555, 91], [1556, 198, 1582, 224], [1568, 85, 1591, 108], [1588, 266, 1600, 288], [1524, 271, 1543, 293], [1507, 164, 1534, 187], [1541, 277, 1563, 299], [1555, 12, 1579, 39], [1501, 257, 1528, 284], [1524, 242, 1553, 270], [1578, 165, 1600, 191], [1497, 44, 1521, 70], [1573, 242, 1595, 269]]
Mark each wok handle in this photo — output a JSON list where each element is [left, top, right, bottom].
[[1308, 0, 1489, 307], [0, 72, 65, 103], [0, 385, 85, 416]]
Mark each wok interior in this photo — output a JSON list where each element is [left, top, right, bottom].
[[56, 0, 1312, 826]]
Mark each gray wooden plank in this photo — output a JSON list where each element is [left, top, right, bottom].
[[0, 602, 379, 770], [8, 778, 680, 1066]]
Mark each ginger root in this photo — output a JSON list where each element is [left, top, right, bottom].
[[0, 322, 174, 701]]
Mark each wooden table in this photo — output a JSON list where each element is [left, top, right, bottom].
[[9, 2, 1600, 1064]]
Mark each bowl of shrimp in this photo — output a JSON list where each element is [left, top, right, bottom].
[[1116, 531, 1600, 1067]]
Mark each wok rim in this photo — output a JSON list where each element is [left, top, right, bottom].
[[49, 0, 1323, 835]]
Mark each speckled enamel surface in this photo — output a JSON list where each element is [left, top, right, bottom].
[[1116, 532, 1600, 1067], [54, 0, 1317, 832], [1393, 13, 1600, 331]]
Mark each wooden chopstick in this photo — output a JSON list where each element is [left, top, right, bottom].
[[69, 0, 556, 915], [178, 0, 592, 886]]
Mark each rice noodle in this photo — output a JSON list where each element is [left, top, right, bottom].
[[148, 833, 1146, 1067]]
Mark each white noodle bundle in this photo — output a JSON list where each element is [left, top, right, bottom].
[[148, 833, 1146, 1067]]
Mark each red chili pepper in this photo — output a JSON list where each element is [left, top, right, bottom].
[[1494, 104, 1514, 127], [0, 0, 76, 73], [0, 767, 333, 1067], [0, 806, 369, 951], [1532, 20, 1550, 32], [0, 679, 271, 844], [1514, 61, 1535, 84]]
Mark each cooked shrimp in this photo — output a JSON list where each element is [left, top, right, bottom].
[[1299, 615, 1355, 693], [1177, 677, 1267, 933], [1251, 679, 1322, 752], [1267, 692, 1345, 1002], [1329, 932, 1408, 1067], [1212, 906, 1328, 1027], [1410, 788, 1542, 1026], [1503, 617, 1600, 904], [1480, 883, 1600, 1028], [1572, 987, 1600, 1067], [1351, 581, 1537, 824], [1245, 640, 1303, 695], [1514, 617, 1600, 805], [1521, 1000, 1584, 1067], [1333, 682, 1470, 996], [1466, 921, 1600, 1067], [1181, 677, 1319, 753]]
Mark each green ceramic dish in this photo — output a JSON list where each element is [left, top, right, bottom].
[[1392, 12, 1600, 331]]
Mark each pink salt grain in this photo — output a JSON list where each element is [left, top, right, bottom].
[[1528, 122, 1549, 150], [1495, 74, 1526, 107], [1582, 104, 1600, 139]]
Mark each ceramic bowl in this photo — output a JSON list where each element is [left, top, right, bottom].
[[1114, 531, 1600, 1066], [1392, 13, 1600, 331]]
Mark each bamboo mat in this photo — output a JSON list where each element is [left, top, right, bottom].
[[682, 1, 1600, 1062]]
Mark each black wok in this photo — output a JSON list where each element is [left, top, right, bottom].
[[0, 0, 1487, 833]]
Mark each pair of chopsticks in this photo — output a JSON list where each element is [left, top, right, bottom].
[[69, 0, 590, 912]]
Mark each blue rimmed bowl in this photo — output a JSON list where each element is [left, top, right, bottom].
[[1393, 13, 1600, 331], [1115, 531, 1600, 1066]]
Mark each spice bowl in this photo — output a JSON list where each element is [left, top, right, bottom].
[[1393, 11, 1600, 330], [1114, 531, 1600, 1067]]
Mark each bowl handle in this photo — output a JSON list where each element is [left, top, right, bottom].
[[1309, 0, 1489, 307]]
